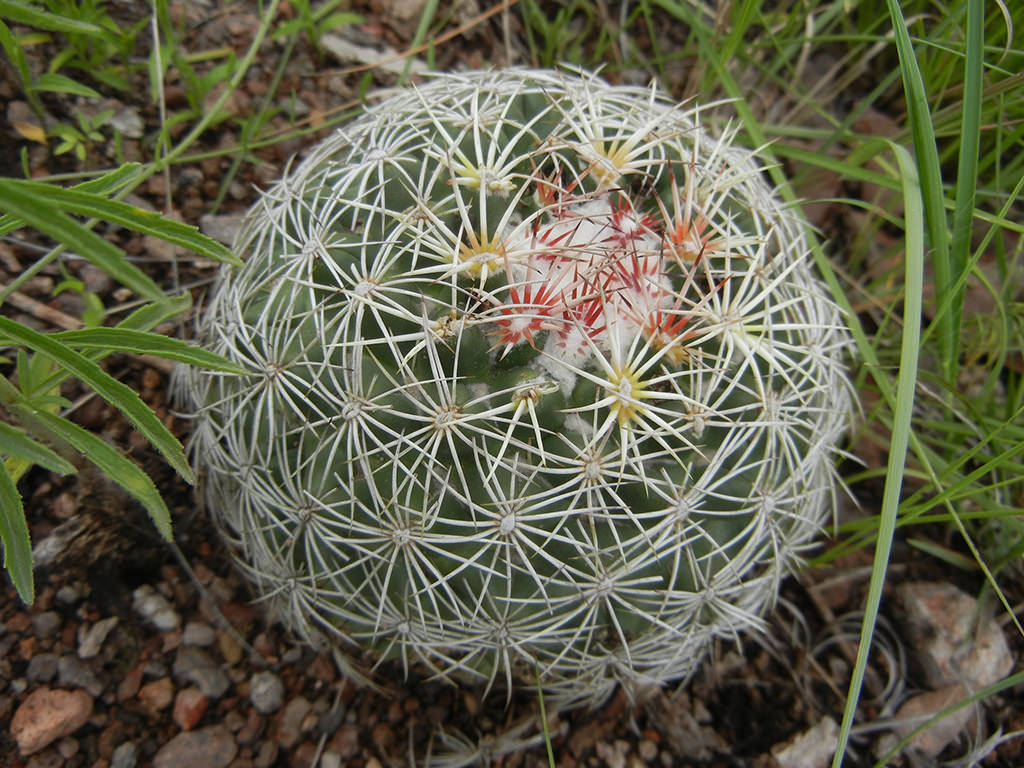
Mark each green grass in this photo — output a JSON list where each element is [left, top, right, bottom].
[[1, 0, 1022, 763]]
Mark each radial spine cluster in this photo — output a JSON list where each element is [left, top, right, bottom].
[[182, 68, 853, 707]]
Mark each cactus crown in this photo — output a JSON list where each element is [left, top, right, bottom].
[[183, 68, 853, 708]]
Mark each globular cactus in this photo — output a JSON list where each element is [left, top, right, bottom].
[[182, 68, 853, 708]]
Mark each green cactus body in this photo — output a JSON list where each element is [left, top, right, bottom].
[[183, 68, 853, 707]]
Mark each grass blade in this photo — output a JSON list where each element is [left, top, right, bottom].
[[947, 0, 983, 352], [0, 317, 193, 484], [0, 461, 35, 603], [831, 141, 925, 768], [885, 0, 955, 381]]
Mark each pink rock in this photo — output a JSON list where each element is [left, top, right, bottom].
[[892, 684, 974, 757], [173, 687, 209, 731], [897, 582, 1014, 688], [11, 687, 94, 756], [153, 724, 238, 768]]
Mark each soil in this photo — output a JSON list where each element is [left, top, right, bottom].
[[1, 2, 1022, 767]]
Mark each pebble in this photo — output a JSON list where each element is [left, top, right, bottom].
[[638, 739, 659, 762], [55, 584, 85, 606], [771, 716, 838, 768], [26, 653, 60, 683], [58, 655, 105, 697], [173, 687, 209, 730], [881, 684, 973, 758], [249, 671, 285, 714], [896, 582, 1013, 689], [78, 616, 119, 658], [138, 677, 175, 713], [26, 750, 62, 768], [173, 646, 231, 699], [183, 622, 217, 647], [56, 737, 79, 758], [329, 723, 361, 760], [133, 585, 181, 632], [152, 724, 238, 768], [274, 696, 313, 748], [32, 611, 62, 638], [198, 214, 244, 247], [253, 740, 279, 768], [111, 742, 138, 768], [11, 687, 94, 756]]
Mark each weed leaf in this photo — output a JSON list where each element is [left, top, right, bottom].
[[0, 422, 76, 475], [53, 328, 248, 373], [0, 461, 33, 603], [26, 407, 173, 541], [0, 317, 194, 485], [0, 179, 165, 302]]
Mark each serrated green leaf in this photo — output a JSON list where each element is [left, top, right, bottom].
[[0, 461, 34, 603], [0, 317, 194, 484], [0, 0, 105, 36], [35, 72, 102, 99], [0, 422, 77, 475], [26, 408, 172, 541], [0, 179, 165, 302], [52, 328, 248, 373], [0, 179, 239, 266]]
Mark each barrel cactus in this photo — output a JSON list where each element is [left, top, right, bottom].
[[181, 68, 853, 708]]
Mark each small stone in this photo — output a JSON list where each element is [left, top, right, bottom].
[[173, 687, 209, 731], [138, 677, 175, 713], [236, 707, 264, 745], [132, 585, 181, 632], [111, 742, 138, 768], [183, 622, 217, 647], [638, 739, 659, 762], [253, 741, 278, 768], [371, 722, 395, 752], [32, 611, 62, 638], [199, 214, 244, 247], [249, 671, 285, 714], [11, 687, 94, 756], [152, 725, 238, 768], [55, 584, 85, 606], [78, 616, 119, 658], [56, 736, 79, 758], [117, 665, 144, 701], [772, 716, 839, 768], [274, 696, 313, 748], [107, 105, 144, 139], [328, 723, 360, 760], [25, 749, 62, 768], [217, 631, 244, 665], [173, 646, 231, 699], [58, 655, 105, 697], [26, 653, 60, 683], [319, 751, 342, 768], [77, 264, 114, 295]]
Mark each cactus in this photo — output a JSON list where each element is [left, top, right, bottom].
[[181, 68, 853, 708]]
